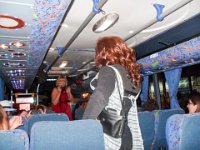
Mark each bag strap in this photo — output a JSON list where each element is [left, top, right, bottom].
[[107, 65, 125, 117]]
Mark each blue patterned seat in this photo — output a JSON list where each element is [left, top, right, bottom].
[[0, 129, 29, 150], [30, 120, 105, 150], [152, 109, 185, 150], [166, 113, 200, 150]]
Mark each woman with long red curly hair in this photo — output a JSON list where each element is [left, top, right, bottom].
[[83, 36, 144, 150]]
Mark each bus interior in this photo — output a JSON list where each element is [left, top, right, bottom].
[[1, 0, 200, 149]]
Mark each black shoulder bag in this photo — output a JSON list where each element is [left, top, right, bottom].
[[98, 67, 126, 138]]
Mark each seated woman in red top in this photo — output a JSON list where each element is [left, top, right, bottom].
[[51, 76, 73, 120]]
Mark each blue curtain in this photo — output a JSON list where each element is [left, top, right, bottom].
[[164, 68, 182, 109], [0, 77, 5, 101], [140, 76, 149, 105]]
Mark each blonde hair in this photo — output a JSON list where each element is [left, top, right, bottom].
[[56, 75, 67, 87], [0, 105, 9, 130]]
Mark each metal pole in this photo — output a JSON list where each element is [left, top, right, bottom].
[[11, 90, 13, 108], [36, 84, 40, 105], [126, 0, 194, 44], [48, 0, 109, 71]]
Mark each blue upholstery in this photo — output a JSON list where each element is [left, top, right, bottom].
[[152, 109, 185, 150], [27, 113, 68, 135], [30, 120, 105, 150], [74, 108, 85, 120], [166, 113, 200, 150], [0, 129, 29, 150], [138, 111, 155, 150]]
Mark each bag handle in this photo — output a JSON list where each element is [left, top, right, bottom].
[[108, 65, 125, 117]]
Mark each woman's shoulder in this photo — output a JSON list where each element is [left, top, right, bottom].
[[52, 87, 59, 93], [99, 65, 115, 75]]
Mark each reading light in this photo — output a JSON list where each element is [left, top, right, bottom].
[[59, 61, 68, 68], [93, 13, 119, 33], [11, 41, 25, 47]]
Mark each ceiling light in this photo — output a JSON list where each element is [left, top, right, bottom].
[[0, 15, 25, 29], [0, 44, 9, 49], [49, 48, 55, 52], [11, 41, 25, 47], [59, 61, 68, 68], [61, 24, 68, 28], [129, 30, 134, 34], [93, 13, 119, 33]]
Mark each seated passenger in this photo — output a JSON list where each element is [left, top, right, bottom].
[[51, 76, 73, 120], [187, 91, 200, 114], [37, 104, 47, 114], [0, 105, 23, 130], [20, 104, 48, 119], [142, 98, 159, 111]]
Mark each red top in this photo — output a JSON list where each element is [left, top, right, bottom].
[[52, 90, 73, 120]]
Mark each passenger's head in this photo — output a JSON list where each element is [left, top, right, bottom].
[[95, 36, 141, 88], [0, 105, 9, 130], [187, 91, 200, 113], [37, 105, 47, 114], [56, 75, 67, 88], [142, 99, 159, 111]]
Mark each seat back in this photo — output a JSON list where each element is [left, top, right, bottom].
[[166, 113, 200, 150], [27, 113, 68, 135], [138, 111, 155, 150], [74, 108, 85, 120], [0, 129, 29, 150], [30, 120, 105, 150], [152, 109, 185, 150]]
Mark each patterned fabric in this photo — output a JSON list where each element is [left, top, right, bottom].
[[166, 114, 185, 150], [93, 65, 144, 150], [137, 36, 200, 75]]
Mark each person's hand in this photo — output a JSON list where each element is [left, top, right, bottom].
[[20, 110, 28, 117], [9, 116, 23, 130], [57, 86, 62, 93]]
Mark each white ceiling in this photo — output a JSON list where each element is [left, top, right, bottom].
[[45, 0, 200, 76], [0, 0, 200, 89]]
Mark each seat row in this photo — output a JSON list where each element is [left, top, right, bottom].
[[0, 120, 105, 150], [138, 109, 185, 150], [2, 109, 200, 150], [166, 112, 200, 150]]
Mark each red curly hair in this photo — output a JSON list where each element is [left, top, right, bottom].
[[95, 36, 141, 88]]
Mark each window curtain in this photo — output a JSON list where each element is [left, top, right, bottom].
[[0, 77, 5, 100], [140, 76, 149, 105], [164, 68, 182, 109]]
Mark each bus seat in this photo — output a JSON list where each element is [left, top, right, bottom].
[[166, 113, 200, 150], [138, 111, 155, 150], [74, 108, 85, 120], [152, 109, 185, 150], [0, 129, 29, 150], [30, 120, 105, 150], [27, 113, 69, 135]]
